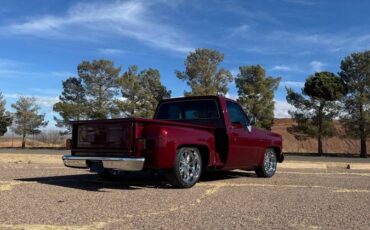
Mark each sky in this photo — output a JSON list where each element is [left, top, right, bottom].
[[0, 0, 369, 128]]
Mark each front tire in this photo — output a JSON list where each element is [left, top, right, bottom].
[[255, 148, 277, 178], [166, 147, 202, 188]]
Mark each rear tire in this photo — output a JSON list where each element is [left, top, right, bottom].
[[166, 147, 202, 188], [255, 148, 277, 178], [98, 169, 128, 181]]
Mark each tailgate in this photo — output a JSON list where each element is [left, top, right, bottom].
[[71, 119, 134, 157]]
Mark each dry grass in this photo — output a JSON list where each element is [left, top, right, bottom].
[[0, 137, 64, 148]]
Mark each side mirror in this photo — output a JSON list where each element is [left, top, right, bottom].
[[250, 116, 257, 126]]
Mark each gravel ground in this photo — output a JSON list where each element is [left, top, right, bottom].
[[0, 155, 369, 229]]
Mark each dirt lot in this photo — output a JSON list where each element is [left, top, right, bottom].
[[0, 153, 369, 230]]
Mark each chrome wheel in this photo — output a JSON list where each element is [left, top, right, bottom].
[[255, 148, 277, 178], [263, 149, 277, 176], [178, 148, 201, 184], [166, 147, 202, 188]]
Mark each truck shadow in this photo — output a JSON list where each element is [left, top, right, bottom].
[[16, 170, 256, 191], [201, 170, 256, 182]]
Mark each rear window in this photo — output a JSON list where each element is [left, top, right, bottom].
[[156, 99, 220, 120]]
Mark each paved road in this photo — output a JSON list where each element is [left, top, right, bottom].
[[0, 157, 369, 229]]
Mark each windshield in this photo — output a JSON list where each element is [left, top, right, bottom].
[[155, 99, 220, 120]]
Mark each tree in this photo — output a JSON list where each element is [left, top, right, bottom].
[[138, 68, 171, 118], [235, 65, 281, 129], [53, 77, 88, 134], [77, 59, 121, 119], [286, 72, 346, 155], [176, 48, 233, 96], [0, 92, 12, 136], [339, 51, 370, 158], [117, 66, 171, 118], [11, 96, 48, 148], [116, 65, 142, 117]]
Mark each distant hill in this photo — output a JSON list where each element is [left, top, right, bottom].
[[272, 118, 369, 155]]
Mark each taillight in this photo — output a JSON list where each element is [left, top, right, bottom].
[[66, 139, 72, 149], [134, 138, 146, 157]]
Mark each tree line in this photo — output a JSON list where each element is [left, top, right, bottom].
[[0, 49, 368, 157], [53, 60, 172, 132]]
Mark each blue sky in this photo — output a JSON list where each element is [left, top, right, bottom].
[[0, 0, 369, 127]]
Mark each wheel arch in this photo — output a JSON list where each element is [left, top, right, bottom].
[[268, 146, 284, 163]]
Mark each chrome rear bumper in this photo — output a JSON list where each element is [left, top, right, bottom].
[[62, 155, 145, 171]]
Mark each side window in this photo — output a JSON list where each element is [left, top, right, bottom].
[[226, 101, 249, 126]]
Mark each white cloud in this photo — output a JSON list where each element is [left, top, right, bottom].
[[230, 24, 250, 37], [274, 100, 293, 118], [230, 68, 239, 76], [0, 59, 22, 68], [51, 71, 74, 77], [5, 1, 193, 53], [4, 93, 59, 108], [264, 30, 370, 55], [31, 88, 60, 95], [98, 48, 125, 55], [282, 0, 320, 5], [0, 59, 71, 78], [309, 60, 325, 72], [0, 59, 32, 76], [0, 70, 73, 78], [223, 3, 282, 26], [271, 65, 292, 71], [37, 97, 59, 107], [270, 65, 304, 72], [268, 31, 337, 46], [0, 70, 41, 77], [280, 81, 304, 88], [225, 93, 238, 100]]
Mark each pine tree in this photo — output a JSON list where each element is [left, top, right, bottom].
[[53, 77, 88, 134], [11, 96, 48, 148], [235, 65, 281, 130], [0, 92, 12, 136], [339, 51, 370, 157], [286, 72, 346, 155], [116, 65, 142, 117], [77, 59, 121, 119], [176, 48, 233, 96], [117, 66, 171, 118]]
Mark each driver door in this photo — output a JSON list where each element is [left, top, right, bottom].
[[225, 101, 258, 168]]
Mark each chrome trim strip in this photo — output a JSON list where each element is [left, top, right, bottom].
[[62, 155, 145, 171]]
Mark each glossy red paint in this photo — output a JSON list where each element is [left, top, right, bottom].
[[71, 96, 283, 171], [135, 119, 216, 169]]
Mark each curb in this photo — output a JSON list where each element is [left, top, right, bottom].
[[281, 161, 370, 170]]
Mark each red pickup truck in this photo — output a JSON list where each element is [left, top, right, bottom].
[[63, 96, 283, 188]]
